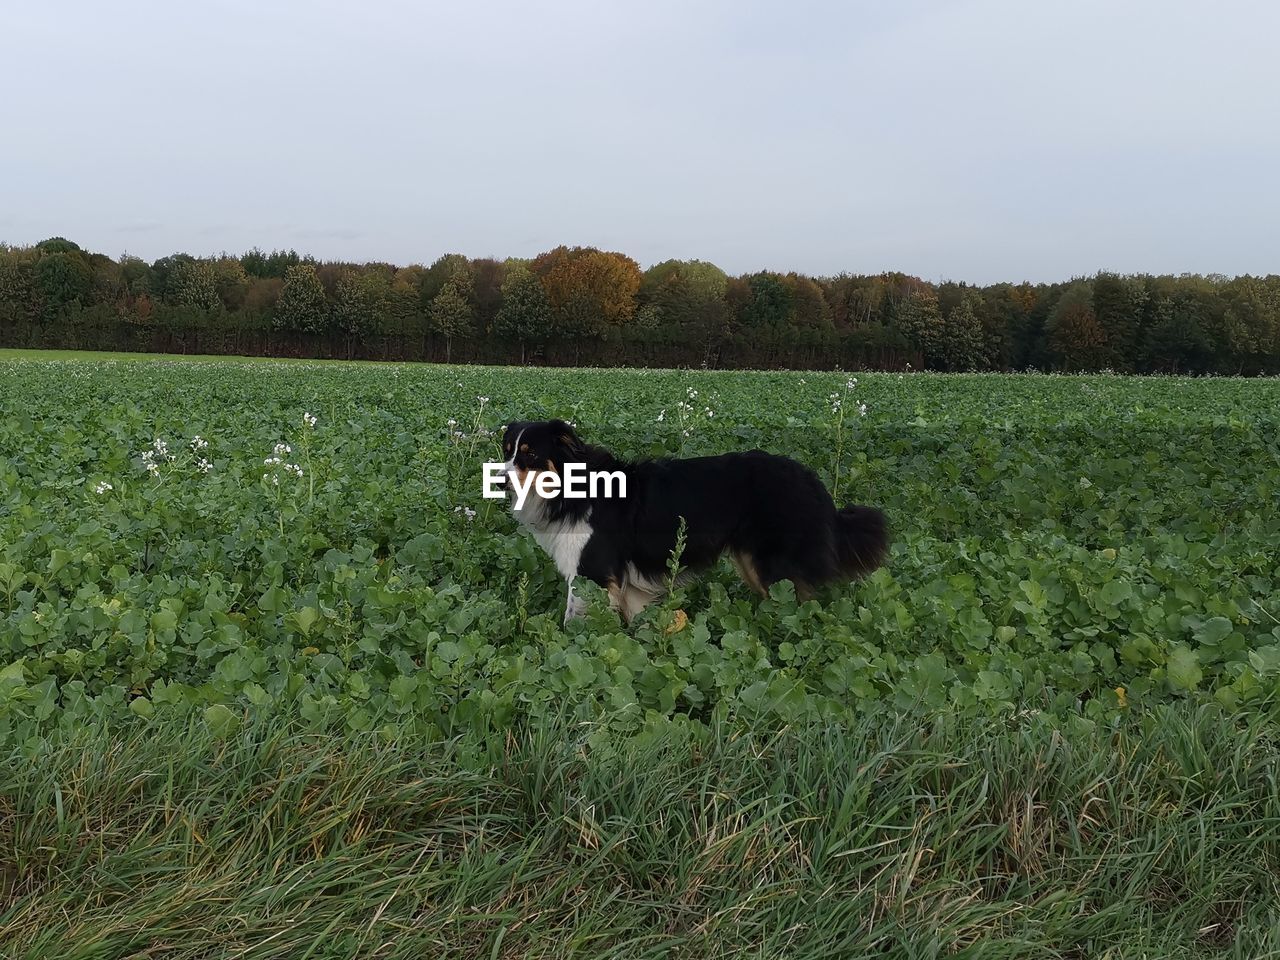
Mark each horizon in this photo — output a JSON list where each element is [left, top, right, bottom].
[[4, 234, 1276, 287]]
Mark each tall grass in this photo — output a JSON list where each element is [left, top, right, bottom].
[[2, 706, 1278, 958]]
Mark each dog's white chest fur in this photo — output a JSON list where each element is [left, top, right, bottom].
[[510, 492, 592, 582], [529, 516, 592, 580]]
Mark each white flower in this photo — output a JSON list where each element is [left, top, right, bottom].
[[143, 438, 175, 468], [476, 395, 490, 404], [94, 481, 113, 494], [303, 412, 318, 429], [146, 462, 160, 477], [858, 403, 868, 417], [846, 377, 858, 390], [190, 436, 208, 451], [264, 456, 282, 466], [196, 458, 212, 473], [287, 463, 303, 478], [656, 410, 665, 422], [454, 505, 477, 521], [273, 442, 291, 457], [447, 418, 458, 427]]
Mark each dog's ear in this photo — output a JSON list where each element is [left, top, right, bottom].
[[550, 419, 583, 453], [502, 421, 524, 450]]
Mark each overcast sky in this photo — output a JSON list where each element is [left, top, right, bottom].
[[2, 0, 1276, 283]]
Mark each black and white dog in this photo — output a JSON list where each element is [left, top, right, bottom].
[[500, 419, 889, 624]]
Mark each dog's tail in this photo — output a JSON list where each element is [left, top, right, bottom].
[[834, 505, 889, 579]]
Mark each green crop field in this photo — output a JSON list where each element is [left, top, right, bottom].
[[3, 354, 1279, 739], [3, 352, 1280, 956]]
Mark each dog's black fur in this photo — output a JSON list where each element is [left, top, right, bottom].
[[501, 419, 889, 622]]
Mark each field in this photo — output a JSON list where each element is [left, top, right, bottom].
[[3, 353, 1280, 956]]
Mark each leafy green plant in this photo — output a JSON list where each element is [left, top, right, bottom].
[[1, 357, 1279, 746]]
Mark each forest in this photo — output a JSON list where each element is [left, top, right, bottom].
[[2, 237, 1277, 372]]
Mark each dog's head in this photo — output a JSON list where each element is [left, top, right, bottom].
[[500, 418, 585, 498]]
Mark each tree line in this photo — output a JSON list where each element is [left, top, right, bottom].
[[2, 237, 1277, 373]]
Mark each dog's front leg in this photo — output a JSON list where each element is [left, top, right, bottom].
[[563, 580, 587, 625]]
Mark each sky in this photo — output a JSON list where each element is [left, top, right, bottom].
[[2, 0, 1277, 284]]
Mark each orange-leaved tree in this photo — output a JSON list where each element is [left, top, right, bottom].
[[531, 246, 641, 336]]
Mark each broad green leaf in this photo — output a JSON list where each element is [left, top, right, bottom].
[[1166, 645, 1202, 691]]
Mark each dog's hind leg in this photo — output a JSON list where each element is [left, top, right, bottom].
[[607, 575, 663, 624], [606, 579, 626, 617], [733, 549, 814, 600], [622, 582, 663, 621], [730, 550, 768, 597]]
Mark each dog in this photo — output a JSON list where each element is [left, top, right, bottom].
[[500, 419, 889, 624]]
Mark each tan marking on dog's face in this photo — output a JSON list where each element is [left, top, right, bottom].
[[520, 443, 530, 453]]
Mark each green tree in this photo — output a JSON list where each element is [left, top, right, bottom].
[[35, 237, 83, 254], [0, 247, 41, 324], [641, 259, 728, 311], [1092, 273, 1147, 370], [388, 266, 429, 337], [1048, 284, 1109, 370], [36, 251, 93, 317], [494, 262, 551, 363], [470, 258, 506, 337], [119, 255, 153, 297], [333, 270, 390, 342], [893, 289, 944, 364], [150, 254, 189, 302], [1140, 291, 1214, 373], [212, 258, 250, 310], [429, 271, 474, 361], [274, 264, 329, 333], [421, 254, 471, 305], [169, 259, 219, 310], [1220, 275, 1280, 372], [936, 293, 989, 370], [738, 272, 792, 326], [639, 259, 732, 358], [782, 273, 832, 328], [974, 283, 1037, 369], [241, 248, 304, 279]]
